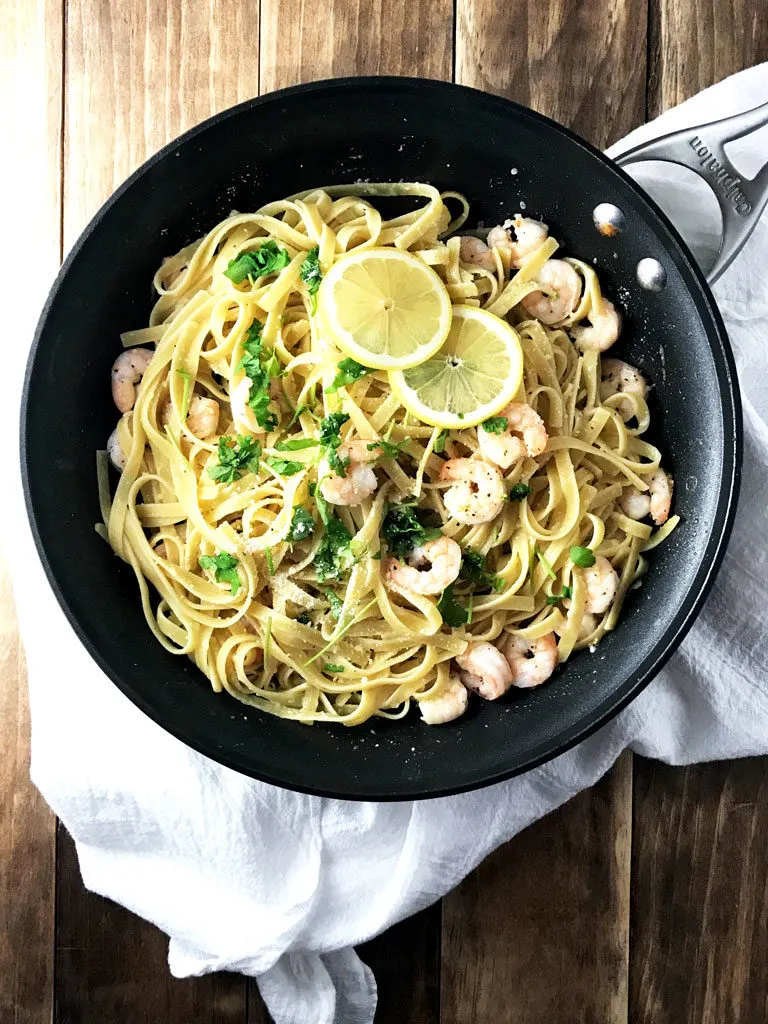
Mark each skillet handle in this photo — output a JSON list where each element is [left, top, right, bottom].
[[615, 100, 768, 285]]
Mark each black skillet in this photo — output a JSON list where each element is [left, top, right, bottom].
[[22, 78, 753, 800]]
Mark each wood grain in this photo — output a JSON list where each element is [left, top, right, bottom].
[[441, 754, 633, 1024], [456, 0, 647, 150], [0, 0, 62, 1021], [54, 826, 246, 1024], [260, 0, 454, 92], [648, 0, 768, 114], [630, 759, 768, 1023]]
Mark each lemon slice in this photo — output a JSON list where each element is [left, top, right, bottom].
[[317, 247, 452, 370], [389, 305, 523, 428]]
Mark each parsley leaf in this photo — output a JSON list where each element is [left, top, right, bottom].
[[546, 585, 573, 605], [327, 358, 374, 394], [265, 456, 304, 476], [434, 429, 449, 454], [508, 482, 533, 501], [208, 434, 262, 484], [459, 548, 505, 593], [238, 319, 279, 431], [275, 437, 319, 452], [381, 502, 442, 559], [534, 546, 557, 580], [324, 588, 344, 620], [570, 545, 596, 568], [482, 415, 508, 434], [287, 505, 315, 543], [299, 245, 323, 311], [265, 547, 275, 576], [437, 584, 468, 628], [324, 663, 344, 674], [313, 491, 354, 582], [367, 437, 409, 460], [319, 411, 351, 477], [199, 552, 241, 595], [225, 241, 290, 284]]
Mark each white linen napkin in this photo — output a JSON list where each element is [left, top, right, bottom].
[[3, 64, 768, 1024]]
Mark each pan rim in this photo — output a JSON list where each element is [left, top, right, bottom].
[[20, 76, 742, 800]]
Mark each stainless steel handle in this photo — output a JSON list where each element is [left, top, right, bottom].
[[615, 100, 768, 284]]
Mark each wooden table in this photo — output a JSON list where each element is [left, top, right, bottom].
[[2, 1, 767, 1021]]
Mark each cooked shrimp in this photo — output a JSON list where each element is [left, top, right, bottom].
[[320, 441, 377, 506], [488, 215, 549, 268], [571, 298, 621, 351], [383, 536, 462, 596], [107, 425, 126, 471], [584, 556, 619, 614], [111, 348, 154, 413], [477, 402, 548, 469], [499, 632, 558, 688], [455, 642, 514, 700], [186, 395, 220, 438], [521, 259, 582, 325], [620, 486, 651, 520], [600, 358, 647, 420], [440, 458, 506, 525], [648, 469, 673, 526], [419, 676, 469, 725], [459, 236, 496, 271]]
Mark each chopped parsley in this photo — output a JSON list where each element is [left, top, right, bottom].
[[324, 663, 344, 674], [381, 502, 442, 559], [324, 588, 344, 620], [367, 436, 409, 460], [570, 545, 596, 568], [265, 547, 275, 576], [434, 429, 449, 454], [265, 456, 304, 476], [275, 437, 319, 452], [287, 505, 315, 543], [437, 584, 468, 628], [199, 552, 241, 596], [459, 548, 505, 593], [296, 611, 312, 625], [313, 491, 354, 582], [534, 546, 557, 580], [238, 319, 279, 431], [327, 358, 374, 394], [482, 415, 508, 434], [508, 482, 533, 501], [208, 434, 262, 484], [546, 585, 573, 605], [319, 411, 351, 477], [224, 240, 290, 284], [299, 245, 323, 311]]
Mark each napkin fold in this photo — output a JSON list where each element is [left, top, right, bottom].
[[3, 64, 768, 1024]]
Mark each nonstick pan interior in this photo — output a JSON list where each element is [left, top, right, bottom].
[[22, 78, 740, 799]]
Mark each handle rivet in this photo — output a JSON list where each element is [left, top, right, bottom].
[[593, 203, 626, 236], [636, 258, 667, 291]]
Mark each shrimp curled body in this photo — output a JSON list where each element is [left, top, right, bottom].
[[419, 676, 469, 725], [499, 632, 558, 688], [487, 216, 549, 268], [478, 402, 548, 469], [600, 359, 647, 420], [111, 348, 154, 413], [320, 441, 378, 506], [455, 642, 514, 700], [521, 259, 582, 325], [383, 536, 462, 596], [440, 458, 506, 525], [584, 556, 619, 615], [572, 298, 621, 351]]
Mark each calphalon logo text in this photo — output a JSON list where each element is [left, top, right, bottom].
[[689, 136, 752, 215]]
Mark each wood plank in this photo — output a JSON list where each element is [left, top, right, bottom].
[[260, 0, 454, 92], [632, 9, 768, 1021], [56, 2, 262, 1020], [444, 3, 647, 1020], [456, 0, 647, 150], [0, 0, 62, 1021], [648, 0, 768, 114], [630, 759, 768, 1023], [441, 753, 633, 1024], [55, 826, 246, 1024]]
